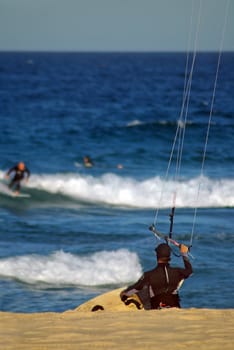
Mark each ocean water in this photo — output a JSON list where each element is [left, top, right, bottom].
[[0, 52, 233, 312]]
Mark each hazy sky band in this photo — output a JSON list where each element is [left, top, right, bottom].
[[0, 0, 233, 52]]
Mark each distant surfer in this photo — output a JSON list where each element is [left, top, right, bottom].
[[83, 156, 93, 168], [5, 162, 30, 195], [120, 243, 193, 309]]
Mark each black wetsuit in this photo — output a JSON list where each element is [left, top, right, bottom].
[[121, 256, 192, 309], [7, 166, 30, 192]]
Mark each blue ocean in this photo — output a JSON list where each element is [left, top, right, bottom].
[[0, 52, 233, 312]]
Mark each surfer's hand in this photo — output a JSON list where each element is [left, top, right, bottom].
[[120, 291, 127, 302], [180, 244, 189, 255], [5, 174, 9, 179]]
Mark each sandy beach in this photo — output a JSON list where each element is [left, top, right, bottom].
[[0, 307, 233, 350]]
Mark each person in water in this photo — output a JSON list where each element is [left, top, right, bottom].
[[5, 162, 30, 195], [83, 156, 93, 168], [120, 243, 193, 309]]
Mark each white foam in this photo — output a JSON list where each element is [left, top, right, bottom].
[[126, 119, 143, 127], [0, 249, 142, 286], [1, 171, 233, 208]]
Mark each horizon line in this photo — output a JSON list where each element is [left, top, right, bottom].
[[0, 49, 233, 54]]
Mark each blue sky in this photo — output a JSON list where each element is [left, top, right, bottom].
[[0, 0, 233, 51]]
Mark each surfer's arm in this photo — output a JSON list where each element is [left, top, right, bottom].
[[120, 274, 146, 300], [179, 243, 193, 278], [5, 166, 16, 178], [24, 168, 30, 181], [180, 255, 193, 279]]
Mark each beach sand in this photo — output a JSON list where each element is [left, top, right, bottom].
[[0, 308, 233, 350], [0, 288, 233, 350]]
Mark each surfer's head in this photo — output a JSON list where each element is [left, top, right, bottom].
[[155, 243, 171, 261], [18, 162, 25, 171]]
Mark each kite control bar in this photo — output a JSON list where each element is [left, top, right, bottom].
[[149, 224, 193, 257]]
